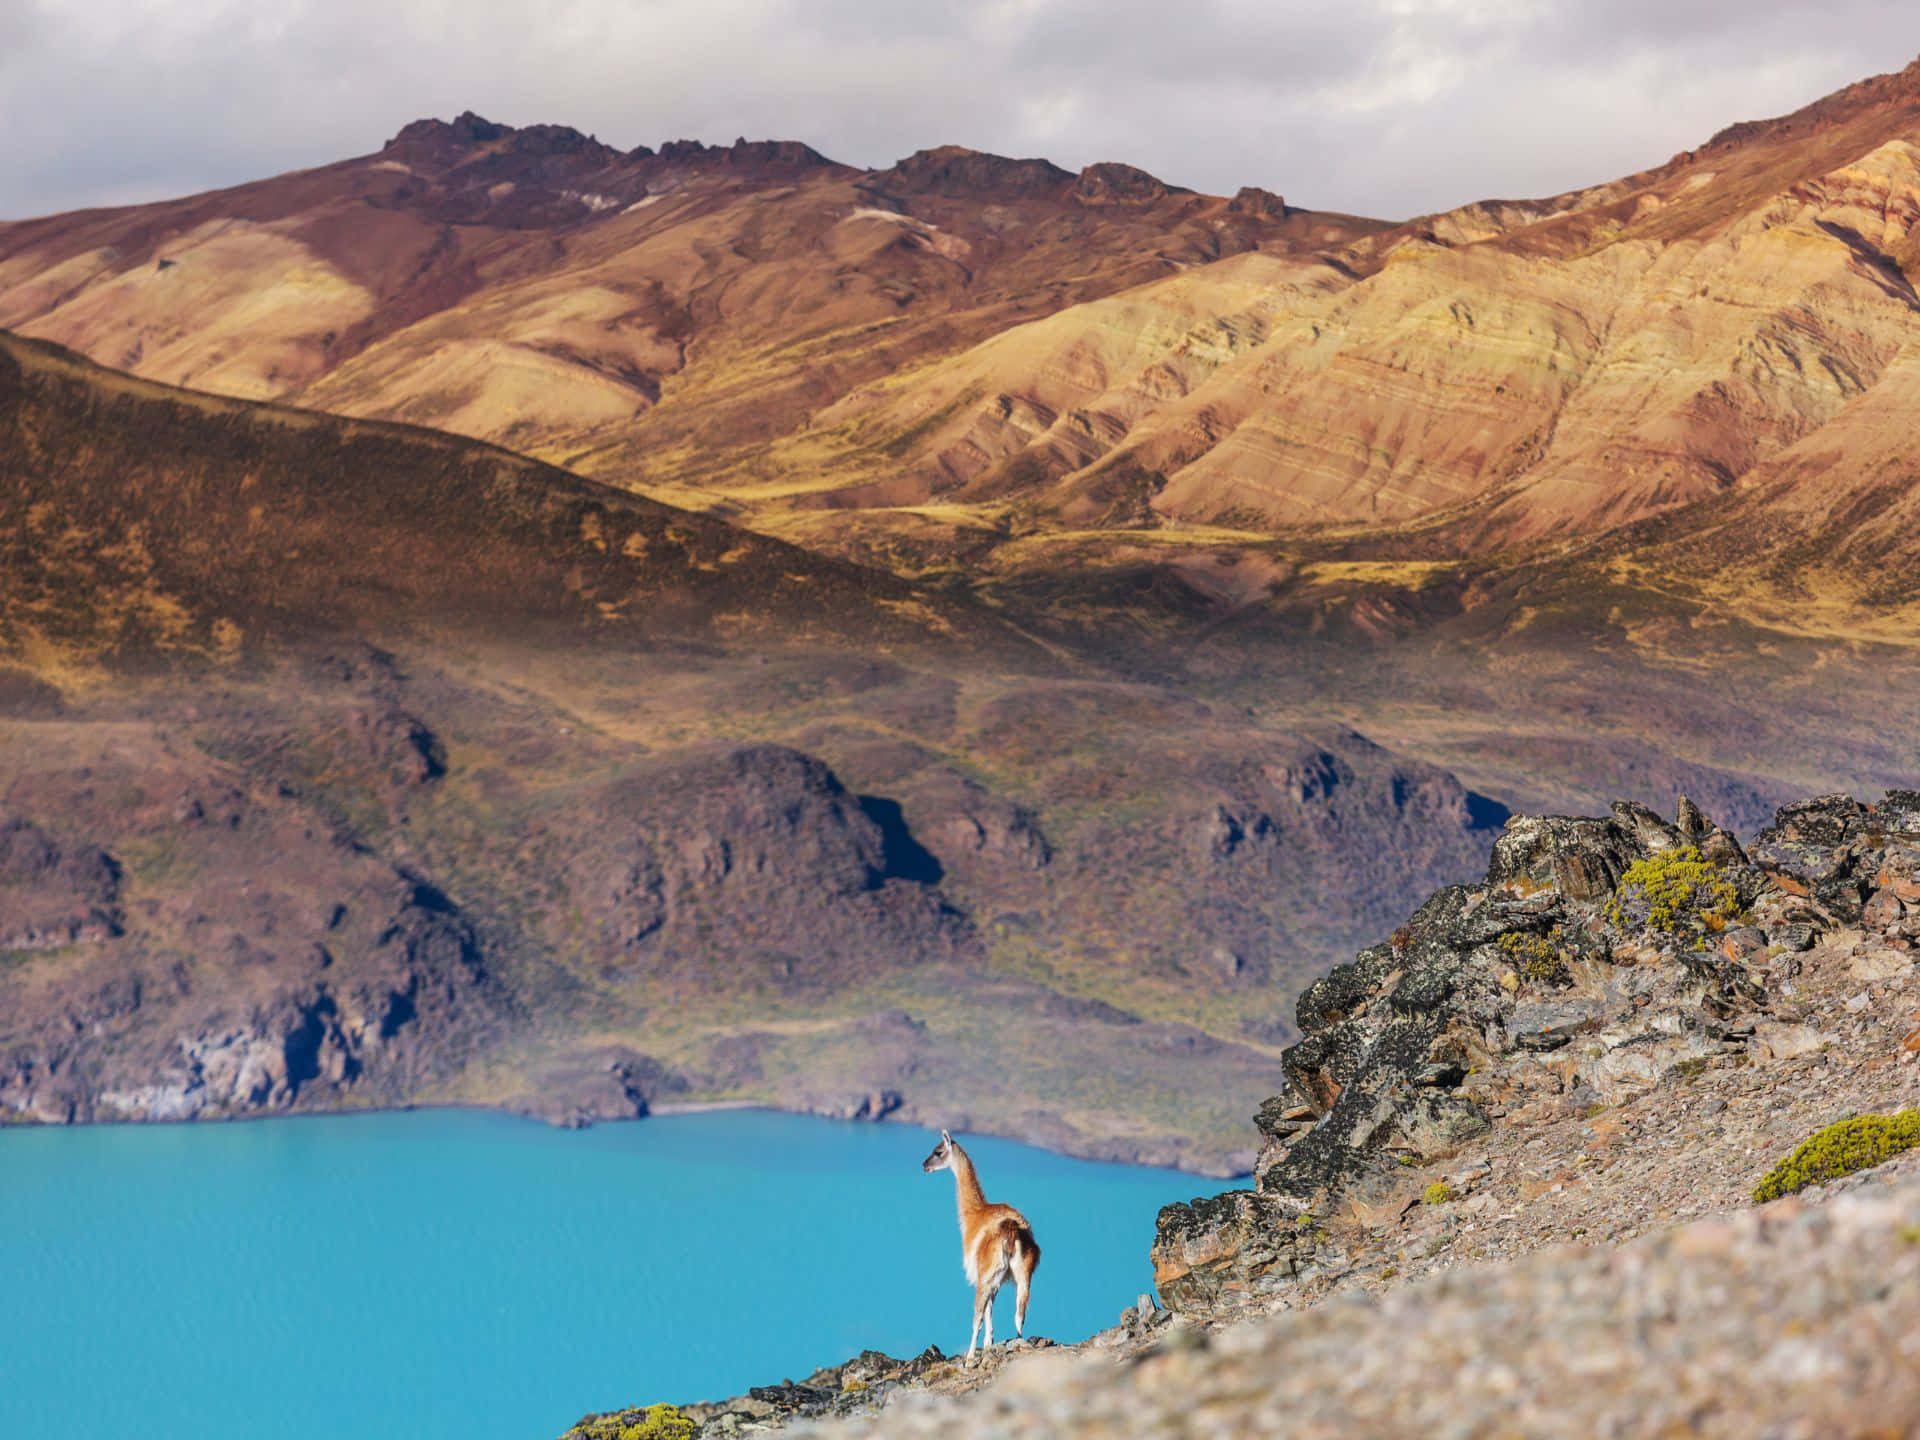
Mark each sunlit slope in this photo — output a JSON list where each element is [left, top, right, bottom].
[[0, 120, 1378, 510], [3, 62, 1918, 611], [821, 58, 1920, 563]]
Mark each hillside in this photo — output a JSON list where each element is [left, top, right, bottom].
[[0, 331, 1539, 1169], [0, 328, 974, 659], [4, 67, 1920, 638], [0, 118, 1373, 519], [562, 787, 1920, 1436]]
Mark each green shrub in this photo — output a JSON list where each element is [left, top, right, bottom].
[[1423, 1181, 1456, 1206], [1496, 928, 1568, 984], [1752, 1110, 1920, 1203], [623, 1407, 696, 1440], [561, 1403, 696, 1440], [1606, 846, 1741, 944]]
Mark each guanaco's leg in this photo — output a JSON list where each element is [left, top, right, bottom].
[[967, 1286, 987, 1361], [1013, 1255, 1033, 1337]]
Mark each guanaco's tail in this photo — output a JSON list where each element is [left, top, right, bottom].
[[998, 1216, 1040, 1273]]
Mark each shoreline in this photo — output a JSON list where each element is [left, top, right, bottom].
[[0, 1095, 1248, 1181]]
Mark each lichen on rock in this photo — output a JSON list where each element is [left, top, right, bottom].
[[1151, 788, 1920, 1319]]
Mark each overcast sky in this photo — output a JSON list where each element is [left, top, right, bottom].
[[5, 1, 1920, 222]]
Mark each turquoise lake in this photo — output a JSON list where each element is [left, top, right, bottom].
[[0, 1108, 1229, 1438]]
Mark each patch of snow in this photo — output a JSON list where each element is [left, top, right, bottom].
[[847, 206, 937, 230]]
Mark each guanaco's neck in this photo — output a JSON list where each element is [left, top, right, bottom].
[[949, 1144, 989, 1226]]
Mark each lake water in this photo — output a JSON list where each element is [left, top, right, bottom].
[[0, 1108, 1229, 1438]]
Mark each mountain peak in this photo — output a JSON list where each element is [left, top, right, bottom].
[[1072, 161, 1183, 205], [1697, 50, 1920, 155], [384, 110, 506, 152], [382, 111, 617, 165], [881, 146, 1075, 198], [641, 137, 841, 176]]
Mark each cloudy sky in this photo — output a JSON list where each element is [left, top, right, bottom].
[[6, 0, 1920, 222]]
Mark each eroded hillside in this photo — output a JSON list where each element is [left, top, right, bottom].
[[0, 332, 1535, 1169]]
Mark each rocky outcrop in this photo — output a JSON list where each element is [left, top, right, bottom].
[[344, 705, 446, 788], [582, 784, 1920, 1438], [0, 817, 120, 948], [879, 147, 1075, 199], [0, 872, 506, 1125], [1152, 789, 1920, 1317], [778, 1163, 1920, 1438], [1072, 163, 1175, 206], [1226, 185, 1288, 220], [563, 1345, 977, 1439], [569, 744, 978, 989]]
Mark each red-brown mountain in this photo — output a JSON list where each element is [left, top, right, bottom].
[[9, 64, 1920, 629]]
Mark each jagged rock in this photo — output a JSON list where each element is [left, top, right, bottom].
[[1749, 794, 1876, 922], [1677, 793, 1748, 866], [1151, 788, 1920, 1318], [1072, 163, 1173, 205], [1150, 1189, 1330, 1317], [1227, 185, 1288, 220], [1486, 811, 1649, 900]]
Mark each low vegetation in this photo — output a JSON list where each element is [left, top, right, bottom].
[[560, 1402, 696, 1440], [1606, 846, 1742, 945], [1497, 928, 1568, 984], [1752, 1111, 1920, 1203]]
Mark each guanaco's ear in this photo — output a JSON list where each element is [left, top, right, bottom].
[[940, 1129, 952, 1144]]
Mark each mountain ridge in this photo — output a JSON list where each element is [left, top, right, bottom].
[[7, 61, 1920, 634]]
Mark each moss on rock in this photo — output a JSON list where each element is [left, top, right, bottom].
[[1753, 1111, 1920, 1203]]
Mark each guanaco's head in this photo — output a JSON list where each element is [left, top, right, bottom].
[[921, 1129, 956, 1174]]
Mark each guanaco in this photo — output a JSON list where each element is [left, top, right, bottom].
[[921, 1128, 1040, 1361]]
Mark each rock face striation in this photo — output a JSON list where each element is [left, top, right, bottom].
[[1151, 788, 1920, 1317]]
